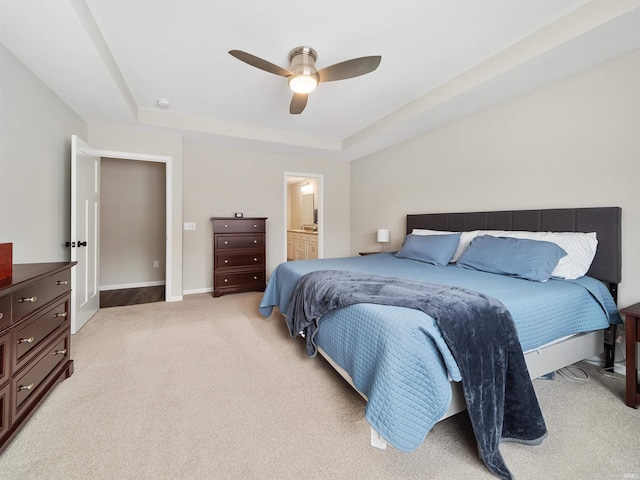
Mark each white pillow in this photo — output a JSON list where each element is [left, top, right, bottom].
[[412, 229, 454, 235], [467, 230, 598, 279], [412, 228, 598, 279]]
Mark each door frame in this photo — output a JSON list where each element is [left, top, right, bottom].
[[284, 172, 323, 261], [94, 149, 173, 301]]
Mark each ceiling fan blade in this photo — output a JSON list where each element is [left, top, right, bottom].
[[317, 56, 381, 83], [290, 93, 308, 114], [228, 50, 293, 77]]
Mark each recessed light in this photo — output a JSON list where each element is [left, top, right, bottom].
[[156, 98, 171, 108]]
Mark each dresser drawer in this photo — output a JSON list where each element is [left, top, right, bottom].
[[212, 219, 265, 233], [12, 269, 71, 322], [13, 297, 70, 371], [215, 253, 265, 269], [13, 334, 69, 419], [0, 296, 10, 332], [0, 331, 10, 384], [0, 382, 9, 443], [216, 235, 264, 250], [215, 271, 265, 289]]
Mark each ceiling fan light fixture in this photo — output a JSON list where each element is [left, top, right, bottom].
[[288, 46, 319, 94], [229, 45, 381, 114], [288, 74, 318, 94]]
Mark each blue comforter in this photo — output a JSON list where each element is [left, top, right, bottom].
[[258, 253, 620, 455], [288, 270, 548, 480]]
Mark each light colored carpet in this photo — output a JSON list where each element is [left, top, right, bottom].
[[1, 292, 638, 479]]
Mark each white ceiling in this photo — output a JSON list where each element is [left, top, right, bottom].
[[2, 0, 639, 161]]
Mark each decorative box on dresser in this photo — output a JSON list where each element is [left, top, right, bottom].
[[211, 217, 267, 297], [0, 262, 75, 453]]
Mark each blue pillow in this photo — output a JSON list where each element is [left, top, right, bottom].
[[395, 233, 461, 266], [456, 235, 567, 282]]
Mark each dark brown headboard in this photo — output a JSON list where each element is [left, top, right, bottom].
[[406, 207, 621, 288]]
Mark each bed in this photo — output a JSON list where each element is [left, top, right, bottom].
[[258, 207, 622, 478]]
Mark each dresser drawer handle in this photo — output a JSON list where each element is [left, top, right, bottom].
[[0, 312, 3, 319], [253, 276, 258, 280], [253, 240, 257, 244], [253, 258, 257, 262], [54, 312, 68, 318], [18, 336, 35, 344], [224, 278, 228, 283], [254, 224, 258, 228], [18, 383, 34, 391], [224, 224, 228, 228], [56, 280, 69, 285], [54, 349, 67, 356], [224, 241, 228, 245], [224, 259, 228, 263], [20, 296, 37, 303]]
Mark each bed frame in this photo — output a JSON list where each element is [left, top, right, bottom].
[[405, 207, 621, 296], [318, 206, 621, 449]]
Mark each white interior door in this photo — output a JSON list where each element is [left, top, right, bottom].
[[71, 135, 100, 334]]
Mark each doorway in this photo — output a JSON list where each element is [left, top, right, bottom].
[[99, 157, 166, 307], [284, 172, 323, 261], [70, 135, 173, 333]]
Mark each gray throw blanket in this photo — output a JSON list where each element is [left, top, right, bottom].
[[286, 270, 547, 480]]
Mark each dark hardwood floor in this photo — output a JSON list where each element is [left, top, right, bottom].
[[100, 286, 165, 308]]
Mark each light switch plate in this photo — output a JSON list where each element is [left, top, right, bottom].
[[184, 222, 196, 230]]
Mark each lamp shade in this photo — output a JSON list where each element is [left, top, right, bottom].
[[377, 229, 390, 243]]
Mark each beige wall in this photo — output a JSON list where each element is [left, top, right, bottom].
[[182, 140, 350, 293], [0, 45, 88, 262], [100, 157, 166, 288], [350, 49, 640, 307], [87, 124, 183, 301], [4, 38, 637, 306]]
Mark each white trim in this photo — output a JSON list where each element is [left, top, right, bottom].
[[100, 281, 166, 291], [183, 287, 214, 296], [94, 147, 175, 303], [98, 151, 170, 163]]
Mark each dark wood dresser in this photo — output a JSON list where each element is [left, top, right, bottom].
[[211, 217, 267, 297], [620, 303, 640, 408], [0, 262, 75, 453]]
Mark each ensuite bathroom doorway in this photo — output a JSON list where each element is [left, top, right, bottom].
[[284, 173, 323, 262]]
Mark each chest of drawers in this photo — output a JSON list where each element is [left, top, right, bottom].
[[211, 217, 267, 297], [0, 262, 75, 453]]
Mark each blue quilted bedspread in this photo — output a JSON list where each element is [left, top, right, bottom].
[[258, 253, 620, 452]]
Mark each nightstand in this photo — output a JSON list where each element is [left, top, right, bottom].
[[620, 303, 640, 409]]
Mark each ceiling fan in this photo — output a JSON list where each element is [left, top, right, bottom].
[[228, 46, 382, 114]]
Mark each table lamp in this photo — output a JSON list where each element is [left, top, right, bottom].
[[377, 229, 390, 252]]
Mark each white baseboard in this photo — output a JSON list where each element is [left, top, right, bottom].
[[100, 280, 166, 291], [183, 287, 213, 296]]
